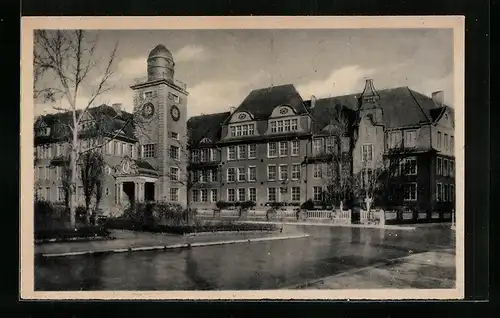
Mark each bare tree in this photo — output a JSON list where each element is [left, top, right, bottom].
[[33, 30, 121, 228]]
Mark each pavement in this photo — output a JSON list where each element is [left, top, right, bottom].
[[289, 249, 455, 289], [35, 229, 308, 257]]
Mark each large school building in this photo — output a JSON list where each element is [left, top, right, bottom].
[[34, 44, 455, 217]]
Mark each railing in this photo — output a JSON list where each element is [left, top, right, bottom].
[[307, 210, 332, 219]]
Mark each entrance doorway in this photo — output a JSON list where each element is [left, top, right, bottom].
[[145, 182, 155, 201], [123, 182, 135, 205]]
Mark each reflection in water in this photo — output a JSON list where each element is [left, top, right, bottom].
[[35, 226, 455, 291]]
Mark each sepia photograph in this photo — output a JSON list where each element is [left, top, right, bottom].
[[21, 16, 464, 300]]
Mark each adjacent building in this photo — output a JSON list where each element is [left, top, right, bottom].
[[34, 43, 455, 218]]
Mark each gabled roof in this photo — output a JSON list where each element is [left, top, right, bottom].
[[187, 111, 230, 147], [232, 84, 308, 120]]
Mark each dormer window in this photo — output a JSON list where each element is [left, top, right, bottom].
[[269, 118, 299, 134], [36, 127, 51, 137], [229, 123, 256, 137]]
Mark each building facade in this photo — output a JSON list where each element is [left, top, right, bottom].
[[34, 43, 455, 217]]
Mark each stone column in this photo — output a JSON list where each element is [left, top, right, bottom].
[[117, 182, 123, 205]]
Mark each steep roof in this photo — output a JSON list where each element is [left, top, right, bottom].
[[34, 104, 136, 143], [304, 86, 442, 129], [233, 84, 308, 120], [187, 111, 230, 147]]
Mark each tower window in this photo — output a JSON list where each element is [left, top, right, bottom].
[[142, 144, 156, 158], [172, 94, 180, 103], [144, 91, 153, 99]]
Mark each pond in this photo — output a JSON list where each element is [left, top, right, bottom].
[[35, 225, 455, 290]]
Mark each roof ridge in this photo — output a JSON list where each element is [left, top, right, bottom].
[[406, 87, 432, 123]]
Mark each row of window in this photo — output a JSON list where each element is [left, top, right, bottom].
[[192, 148, 219, 163], [437, 157, 455, 177], [312, 136, 349, 155], [37, 186, 111, 202], [192, 168, 218, 183], [436, 183, 455, 202], [388, 183, 418, 201], [270, 118, 299, 133], [35, 139, 137, 160], [387, 129, 418, 149], [226, 164, 302, 183], [437, 131, 454, 153], [142, 144, 180, 160], [224, 187, 302, 203], [229, 124, 256, 137]]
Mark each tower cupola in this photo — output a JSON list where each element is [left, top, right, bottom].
[[147, 44, 175, 82]]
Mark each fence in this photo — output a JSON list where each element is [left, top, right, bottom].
[[360, 209, 385, 225]]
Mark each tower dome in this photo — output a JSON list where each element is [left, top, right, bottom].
[[147, 44, 175, 82]]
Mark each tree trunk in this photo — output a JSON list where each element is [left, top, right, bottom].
[[69, 137, 78, 228]]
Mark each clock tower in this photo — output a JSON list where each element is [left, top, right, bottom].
[[130, 44, 189, 205]]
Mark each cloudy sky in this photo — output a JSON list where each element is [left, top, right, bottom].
[[34, 28, 454, 117]]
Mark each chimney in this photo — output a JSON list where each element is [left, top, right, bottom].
[[229, 106, 236, 114], [310, 95, 317, 109], [432, 91, 444, 107]]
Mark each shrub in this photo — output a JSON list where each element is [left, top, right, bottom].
[[216, 201, 231, 210], [300, 199, 314, 210], [240, 201, 256, 210]]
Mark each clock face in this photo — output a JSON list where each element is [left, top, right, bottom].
[[171, 105, 180, 121], [141, 103, 155, 119]]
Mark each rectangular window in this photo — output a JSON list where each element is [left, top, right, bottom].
[[129, 144, 134, 157], [267, 142, 277, 158], [271, 122, 277, 133], [201, 189, 208, 202], [38, 167, 43, 180], [291, 140, 299, 156], [279, 187, 287, 201], [192, 189, 200, 202], [291, 119, 298, 131], [443, 184, 449, 202], [291, 164, 301, 180], [211, 189, 218, 202], [227, 146, 236, 161], [248, 188, 257, 202], [192, 149, 201, 163], [279, 141, 288, 157], [313, 138, 322, 155], [242, 124, 248, 136], [238, 188, 246, 202], [169, 146, 180, 160], [313, 186, 322, 201], [284, 119, 290, 132], [170, 131, 179, 140], [291, 187, 300, 201], [401, 157, 417, 175], [230, 126, 236, 137], [142, 144, 156, 158], [268, 187, 277, 202], [436, 183, 442, 202], [227, 168, 236, 182], [210, 168, 218, 182], [248, 124, 255, 135], [277, 121, 284, 132], [248, 144, 256, 159], [248, 166, 257, 181], [362, 144, 373, 162], [325, 137, 335, 153], [267, 165, 277, 181], [388, 130, 402, 149], [46, 187, 51, 201], [313, 164, 322, 178], [360, 168, 373, 189], [237, 145, 246, 160], [210, 148, 217, 161], [170, 188, 179, 201], [115, 141, 121, 156], [57, 187, 65, 202], [122, 143, 127, 157], [450, 160, 455, 177], [437, 131, 442, 149], [236, 125, 242, 136], [237, 167, 246, 182], [201, 148, 210, 162], [450, 136, 454, 153], [404, 130, 418, 148], [437, 157, 443, 175], [444, 134, 449, 151], [279, 164, 288, 180], [170, 167, 179, 181], [450, 185, 455, 202], [443, 159, 449, 177], [227, 189, 236, 202], [403, 183, 417, 201]]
